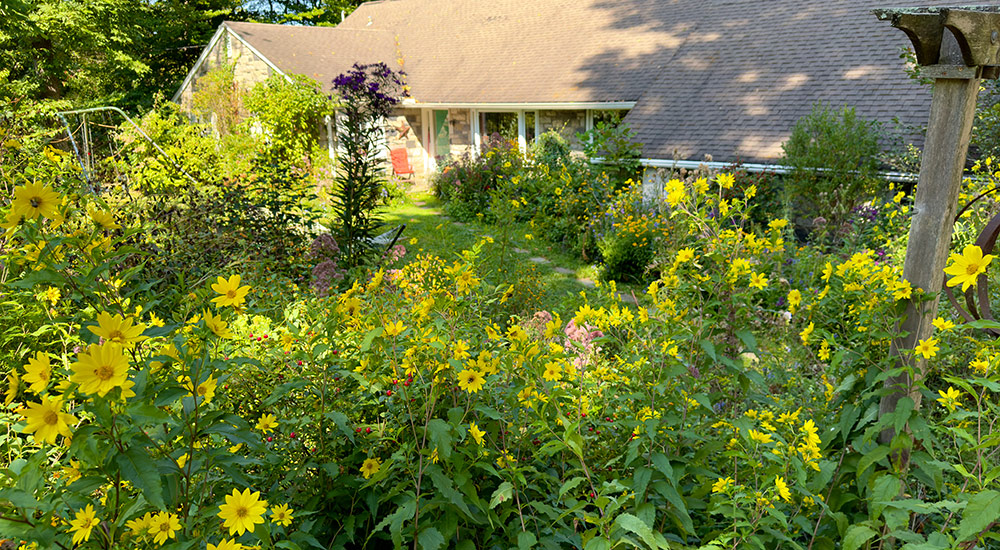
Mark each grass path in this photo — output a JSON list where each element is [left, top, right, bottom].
[[382, 190, 642, 311]]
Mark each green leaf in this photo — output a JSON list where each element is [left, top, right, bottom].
[[615, 513, 662, 550], [490, 482, 513, 509], [843, 524, 878, 550], [426, 419, 452, 460], [584, 538, 611, 550], [633, 467, 652, 502], [0, 488, 39, 510], [954, 490, 1000, 543], [651, 453, 674, 482], [116, 446, 165, 509], [559, 476, 586, 500], [426, 464, 472, 517], [735, 328, 756, 351], [893, 397, 914, 435], [858, 446, 890, 479], [652, 480, 694, 535], [870, 474, 901, 520], [418, 527, 445, 550], [517, 531, 537, 550]]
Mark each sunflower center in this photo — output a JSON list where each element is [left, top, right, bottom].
[[96, 364, 115, 380], [197, 385, 208, 395], [108, 330, 125, 341], [966, 263, 982, 276], [235, 505, 248, 518], [226, 289, 237, 298], [44, 410, 59, 425], [158, 522, 170, 532], [30, 197, 41, 208]]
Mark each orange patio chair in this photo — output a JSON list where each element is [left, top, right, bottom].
[[390, 148, 415, 180]]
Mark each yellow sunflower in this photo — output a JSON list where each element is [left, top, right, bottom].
[[16, 394, 77, 445], [360, 457, 381, 479], [217, 488, 268, 535], [203, 309, 232, 339], [148, 511, 180, 545], [88, 312, 147, 348], [270, 503, 294, 527], [70, 342, 130, 397], [23, 351, 53, 393], [211, 275, 251, 308], [12, 181, 61, 220], [67, 504, 100, 544], [456, 369, 485, 393], [944, 244, 994, 292]]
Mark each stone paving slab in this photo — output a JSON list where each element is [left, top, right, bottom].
[[618, 293, 638, 304], [553, 267, 575, 275], [577, 278, 596, 288], [529, 257, 550, 264], [512, 247, 529, 254]]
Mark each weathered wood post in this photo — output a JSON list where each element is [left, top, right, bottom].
[[873, 7, 1000, 444]]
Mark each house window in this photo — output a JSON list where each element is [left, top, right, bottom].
[[479, 112, 518, 143], [525, 111, 537, 143], [589, 109, 630, 130]]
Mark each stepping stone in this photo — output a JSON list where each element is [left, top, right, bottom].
[[453, 221, 465, 227], [529, 257, 550, 264], [576, 278, 596, 288], [553, 267, 575, 275], [618, 293, 638, 305], [413, 201, 426, 206], [512, 248, 529, 254]]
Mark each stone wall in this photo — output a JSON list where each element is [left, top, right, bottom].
[[177, 30, 275, 116], [385, 108, 425, 175], [539, 110, 587, 149], [448, 109, 473, 157]]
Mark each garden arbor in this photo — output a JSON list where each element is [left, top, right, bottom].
[[873, 6, 1000, 444]]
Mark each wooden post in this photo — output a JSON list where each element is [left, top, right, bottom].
[[879, 77, 980, 442], [875, 22, 985, 444]]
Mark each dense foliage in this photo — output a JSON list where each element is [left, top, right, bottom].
[[3, 139, 1000, 548], [781, 103, 885, 242]]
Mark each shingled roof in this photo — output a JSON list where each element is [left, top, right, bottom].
[[213, 0, 964, 163], [223, 21, 397, 95]]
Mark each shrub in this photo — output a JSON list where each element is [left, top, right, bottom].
[[578, 116, 643, 188], [781, 103, 884, 242], [592, 181, 666, 282], [244, 73, 337, 167], [433, 134, 524, 223]]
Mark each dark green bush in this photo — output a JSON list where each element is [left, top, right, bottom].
[[781, 103, 884, 240]]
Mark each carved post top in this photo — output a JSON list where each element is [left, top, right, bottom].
[[874, 6, 1000, 74]]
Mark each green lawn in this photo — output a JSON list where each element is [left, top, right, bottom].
[[382, 191, 643, 314]]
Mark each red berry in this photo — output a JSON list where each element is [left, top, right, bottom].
[[310, 447, 316, 452], [366, 427, 372, 434], [589, 492, 595, 498], [297, 361, 303, 366], [605, 417, 611, 422], [290, 432, 296, 438], [393, 379, 398, 385], [581, 413, 587, 418], [356, 428, 362, 433], [386, 390, 393, 396], [267, 436, 273, 442], [263, 334, 268, 339], [403, 381, 410, 387]]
